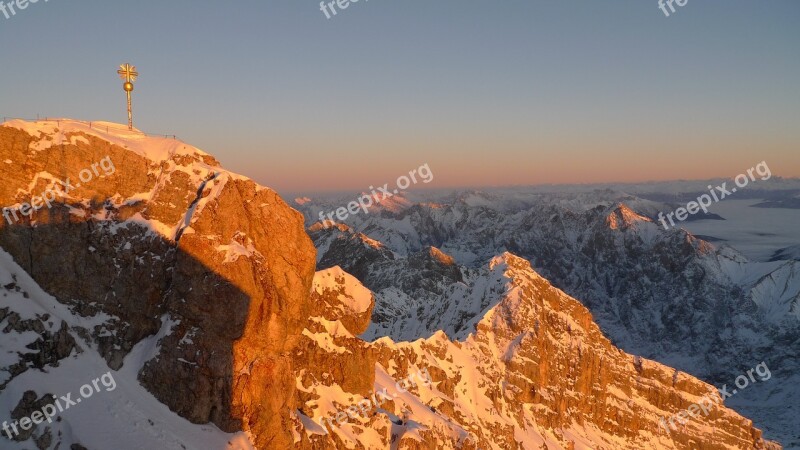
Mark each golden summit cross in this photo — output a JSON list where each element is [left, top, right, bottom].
[[117, 63, 138, 130], [117, 63, 138, 83]]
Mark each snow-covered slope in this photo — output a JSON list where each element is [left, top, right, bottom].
[[0, 248, 254, 450]]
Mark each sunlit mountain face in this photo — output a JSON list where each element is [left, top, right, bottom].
[[0, 120, 794, 449], [2, 0, 799, 447]]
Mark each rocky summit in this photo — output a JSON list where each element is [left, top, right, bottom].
[[0, 119, 782, 449]]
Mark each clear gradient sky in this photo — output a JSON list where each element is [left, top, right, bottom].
[[1, 1, 798, 194]]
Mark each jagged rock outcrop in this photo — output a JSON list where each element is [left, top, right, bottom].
[[310, 222, 396, 281], [293, 254, 780, 449], [0, 120, 316, 449], [309, 266, 375, 335]]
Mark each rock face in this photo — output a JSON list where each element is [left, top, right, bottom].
[[293, 254, 779, 449], [0, 120, 316, 449], [309, 266, 375, 335]]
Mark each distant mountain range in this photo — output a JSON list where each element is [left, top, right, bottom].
[[296, 184, 800, 448]]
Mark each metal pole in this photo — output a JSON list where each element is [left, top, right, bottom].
[[118, 63, 138, 131], [126, 90, 133, 130]]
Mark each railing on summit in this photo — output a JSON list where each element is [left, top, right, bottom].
[[1, 116, 179, 140]]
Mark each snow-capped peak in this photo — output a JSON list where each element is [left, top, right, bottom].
[[605, 203, 652, 230], [1, 119, 214, 165]]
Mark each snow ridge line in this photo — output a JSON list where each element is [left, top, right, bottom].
[[175, 172, 220, 243]]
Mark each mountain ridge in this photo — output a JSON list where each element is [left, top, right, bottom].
[[0, 118, 786, 449]]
